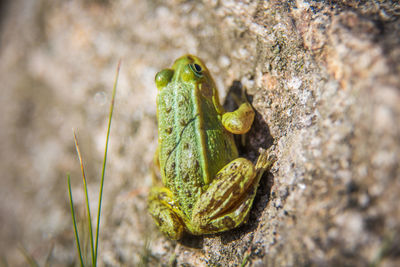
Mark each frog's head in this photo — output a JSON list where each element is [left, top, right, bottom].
[[155, 55, 218, 101]]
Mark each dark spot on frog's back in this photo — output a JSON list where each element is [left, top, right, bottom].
[[154, 216, 164, 227], [165, 127, 173, 134], [183, 173, 189, 182], [228, 173, 238, 183], [222, 216, 235, 228], [215, 172, 223, 180], [194, 160, 200, 171], [180, 118, 187, 126], [187, 55, 194, 61], [183, 143, 190, 150], [231, 163, 238, 170]]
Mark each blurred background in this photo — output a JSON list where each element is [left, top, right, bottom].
[[0, 0, 168, 265]]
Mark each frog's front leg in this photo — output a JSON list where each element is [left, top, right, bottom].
[[148, 186, 187, 240], [222, 102, 255, 134], [190, 153, 271, 235]]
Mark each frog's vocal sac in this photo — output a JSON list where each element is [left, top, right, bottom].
[[148, 54, 272, 240]]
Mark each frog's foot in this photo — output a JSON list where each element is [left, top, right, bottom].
[[190, 158, 260, 235], [255, 148, 276, 176], [148, 187, 186, 240]]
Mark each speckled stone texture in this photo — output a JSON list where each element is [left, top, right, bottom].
[[0, 0, 399, 266]]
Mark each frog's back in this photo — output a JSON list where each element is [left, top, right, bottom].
[[157, 81, 237, 217]]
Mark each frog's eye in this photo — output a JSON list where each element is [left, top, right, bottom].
[[155, 69, 174, 90], [189, 63, 203, 77], [182, 63, 203, 81]]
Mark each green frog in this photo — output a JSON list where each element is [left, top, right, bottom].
[[148, 55, 273, 240]]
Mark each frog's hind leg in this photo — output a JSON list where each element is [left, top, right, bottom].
[[148, 186, 186, 240], [190, 153, 272, 235]]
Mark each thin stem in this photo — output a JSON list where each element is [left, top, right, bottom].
[[67, 174, 84, 267], [19, 245, 40, 267], [94, 60, 121, 262], [73, 131, 95, 265]]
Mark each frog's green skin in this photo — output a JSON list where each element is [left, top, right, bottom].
[[148, 55, 271, 240]]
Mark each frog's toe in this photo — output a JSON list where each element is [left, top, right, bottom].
[[148, 188, 185, 240], [148, 200, 184, 240], [255, 149, 276, 171]]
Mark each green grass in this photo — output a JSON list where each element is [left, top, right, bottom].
[[68, 60, 121, 267]]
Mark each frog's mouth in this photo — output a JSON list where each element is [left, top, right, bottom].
[[163, 113, 200, 178]]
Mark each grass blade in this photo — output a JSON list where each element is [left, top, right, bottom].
[[67, 174, 84, 266], [19, 245, 40, 267], [94, 60, 121, 261], [73, 132, 95, 265]]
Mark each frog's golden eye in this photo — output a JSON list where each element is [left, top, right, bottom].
[[189, 63, 203, 77], [155, 69, 174, 90], [182, 63, 203, 81]]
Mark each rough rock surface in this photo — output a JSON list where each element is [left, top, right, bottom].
[[0, 0, 399, 266]]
